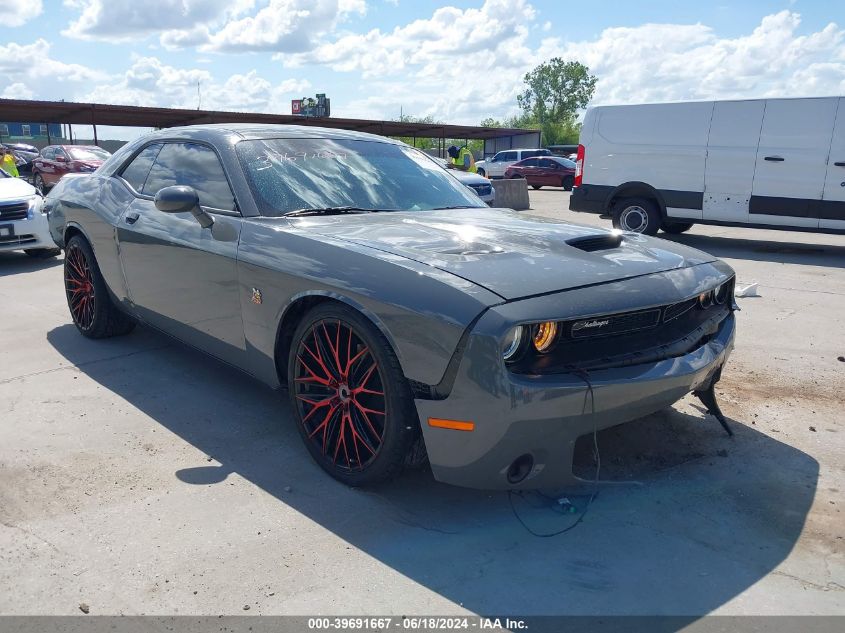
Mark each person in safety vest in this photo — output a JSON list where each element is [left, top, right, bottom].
[[446, 145, 476, 173], [1, 147, 20, 178]]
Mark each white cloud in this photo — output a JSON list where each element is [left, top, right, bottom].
[[0, 1, 43, 27], [203, 0, 366, 53], [1, 83, 35, 100], [62, 0, 254, 43], [560, 11, 845, 105], [0, 39, 106, 83], [82, 56, 310, 113]]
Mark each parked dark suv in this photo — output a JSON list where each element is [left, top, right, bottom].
[[32, 145, 111, 191]]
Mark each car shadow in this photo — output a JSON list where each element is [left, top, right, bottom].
[[660, 233, 845, 268], [47, 323, 819, 619], [0, 250, 62, 277]]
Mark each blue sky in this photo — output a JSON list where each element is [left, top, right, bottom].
[[2, 1, 843, 139]]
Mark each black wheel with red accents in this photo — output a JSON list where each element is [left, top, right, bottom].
[[287, 303, 418, 486], [64, 235, 136, 339]]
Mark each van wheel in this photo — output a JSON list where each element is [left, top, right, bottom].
[[612, 198, 660, 236], [662, 222, 693, 234]]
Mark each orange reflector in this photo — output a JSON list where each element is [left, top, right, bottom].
[[428, 417, 475, 432]]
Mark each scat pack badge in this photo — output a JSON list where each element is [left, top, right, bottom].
[[251, 287, 263, 305]]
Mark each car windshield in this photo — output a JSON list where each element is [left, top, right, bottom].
[[236, 138, 485, 216], [68, 147, 110, 161]]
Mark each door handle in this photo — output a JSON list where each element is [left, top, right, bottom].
[[834, 161, 845, 167], [764, 156, 785, 162], [125, 212, 140, 225]]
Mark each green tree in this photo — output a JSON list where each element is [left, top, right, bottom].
[[517, 58, 597, 125]]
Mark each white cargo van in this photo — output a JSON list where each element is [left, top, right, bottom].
[[569, 97, 845, 235]]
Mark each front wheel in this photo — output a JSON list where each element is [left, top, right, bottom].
[[611, 197, 661, 236], [288, 303, 419, 486], [64, 235, 136, 338], [477, 168, 486, 177]]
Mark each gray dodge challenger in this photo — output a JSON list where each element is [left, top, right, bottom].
[[46, 124, 736, 489]]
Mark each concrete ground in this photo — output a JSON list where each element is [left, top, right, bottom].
[[0, 190, 843, 617]]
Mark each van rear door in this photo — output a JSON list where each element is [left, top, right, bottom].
[[820, 97, 845, 232], [703, 100, 765, 224], [749, 97, 837, 229]]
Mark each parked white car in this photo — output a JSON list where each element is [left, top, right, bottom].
[[475, 148, 551, 179], [432, 157, 494, 204], [0, 169, 60, 257], [570, 97, 845, 235]]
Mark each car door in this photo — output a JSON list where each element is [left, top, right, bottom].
[[35, 147, 56, 184], [518, 158, 541, 184], [50, 147, 72, 186], [820, 97, 845, 232], [538, 158, 560, 186], [703, 99, 765, 224], [749, 97, 838, 228], [493, 150, 519, 177], [115, 141, 246, 365]]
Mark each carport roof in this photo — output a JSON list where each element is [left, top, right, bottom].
[[0, 99, 538, 140]]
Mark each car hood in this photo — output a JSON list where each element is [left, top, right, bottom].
[[302, 208, 717, 300], [452, 171, 490, 185], [0, 177, 38, 201]]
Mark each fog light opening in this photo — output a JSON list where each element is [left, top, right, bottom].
[[507, 453, 534, 484]]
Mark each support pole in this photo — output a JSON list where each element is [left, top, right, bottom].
[[46, 123, 51, 145], [68, 123, 74, 144], [93, 124, 98, 146]]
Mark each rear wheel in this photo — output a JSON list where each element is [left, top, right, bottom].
[[64, 235, 136, 338], [287, 303, 418, 486], [33, 173, 46, 192], [25, 248, 61, 258], [562, 175, 574, 191], [531, 184, 542, 190], [662, 222, 693, 234], [612, 197, 661, 236]]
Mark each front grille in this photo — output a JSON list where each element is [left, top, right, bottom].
[[0, 201, 29, 221], [509, 290, 733, 374], [470, 184, 492, 196]]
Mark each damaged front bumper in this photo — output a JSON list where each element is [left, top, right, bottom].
[[414, 265, 737, 490]]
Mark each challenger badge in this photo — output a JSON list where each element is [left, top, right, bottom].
[[251, 288, 263, 305]]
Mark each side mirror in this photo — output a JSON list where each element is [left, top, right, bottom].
[[154, 185, 214, 229], [55, 155, 67, 163]]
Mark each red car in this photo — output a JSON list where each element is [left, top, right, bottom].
[[33, 145, 111, 191], [504, 156, 577, 191]]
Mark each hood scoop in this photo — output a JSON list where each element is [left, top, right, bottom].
[[566, 233, 623, 252]]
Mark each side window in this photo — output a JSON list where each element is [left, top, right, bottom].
[[492, 152, 503, 162], [502, 151, 518, 161], [41, 147, 55, 160], [521, 158, 540, 167], [539, 159, 558, 169], [143, 142, 236, 211], [119, 144, 163, 193]]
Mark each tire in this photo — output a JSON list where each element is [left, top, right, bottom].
[[662, 222, 693, 234], [477, 168, 486, 177], [612, 197, 661, 236], [562, 175, 574, 191], [64, 235, 136, 339], [33, 173, 46, 192], [25, 248, 61, 258], [531, 184, 541, 190], [287, 303, 419, 486]]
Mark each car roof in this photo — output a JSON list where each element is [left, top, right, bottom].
[[139, 124, 403, 145]]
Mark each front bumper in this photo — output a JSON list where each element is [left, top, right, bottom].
[[569, 185, 608, 214], [414, 310, 735, 490], [0, 207, 55, 252]]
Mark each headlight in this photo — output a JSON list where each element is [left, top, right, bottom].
[[698, 290, 714, 309], [502, 326, 525, 362], [714, 281, 731, 305], [26, 195, 44, 218], [532, 321, 559, 353]]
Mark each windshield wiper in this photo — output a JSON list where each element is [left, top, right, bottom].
[[283, 206, 395, 217], [432, 205, 481, 210]]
